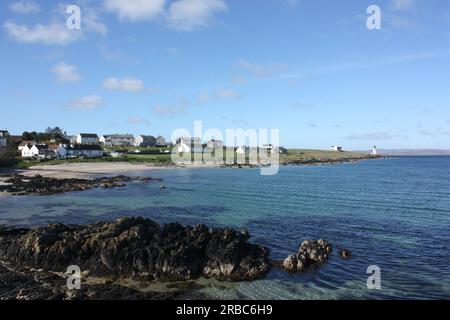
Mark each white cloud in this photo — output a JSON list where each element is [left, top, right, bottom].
[[51, 62, 81, 83], [68, 95, 104, 110], [168, 0, 228, 31], [104, 0, 166, 21], [9, 0, 41, 14], [3, 20, 80, 45], [102, 77, 157, 93]]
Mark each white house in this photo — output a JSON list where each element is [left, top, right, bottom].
[[100, 134, 134, 147], [58, 144, 103, 158], [77, 133, 99, 145], [177, 140, 191, 153], [260, 144, 273, 150], [134, 135, 156, 147], [236, 146, 245, 154], [21, 144, 52, 159], [331, 146, 343, 152], [175, 137, 202, 153], [18, 140, 37, 152], [206, 139, 224, 149]]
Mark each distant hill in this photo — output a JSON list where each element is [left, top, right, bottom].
[[374, 149, 450, 156]]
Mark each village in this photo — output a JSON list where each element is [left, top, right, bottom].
[[0, 129, 293, 161], [0, 128, 380, 171]]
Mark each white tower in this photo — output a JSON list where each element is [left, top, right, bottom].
[[372, 146, 377, 155]]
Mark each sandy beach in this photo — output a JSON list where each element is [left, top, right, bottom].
[[5, 162, 225, 179], [16, 162, 169, 179]]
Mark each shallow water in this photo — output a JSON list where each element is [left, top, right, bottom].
[[1, 157, 449, 299]]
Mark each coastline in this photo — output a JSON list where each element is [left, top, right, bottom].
[[1, 155, 382, 180]]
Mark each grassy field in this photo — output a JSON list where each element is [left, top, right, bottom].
[[14, 149, 377, 169], [280, 149, 374, 163]]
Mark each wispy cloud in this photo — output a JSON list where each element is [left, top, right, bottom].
[[390, 0, 416, 12], [68, 95, 104, 111], [291, 102, 312, 109], [3, 21, 80, 45], [167, 0, 228, 31], [97, 43, 137, 64], [127, 116, 150, 125], [214, 88, 241, 99], [417, 122, 450, 137], [104, 0, 166, 22], [4, 3, 106, 45], [235, 58, 287, 78], [345, 132, 399, 141], [153, 96, 190, 117], [51, 62, 81, 83], [278, 50, 450, 80], [9, 0, 41, 14], [102, 77, 158, 93], [197, 88, 241, 103]]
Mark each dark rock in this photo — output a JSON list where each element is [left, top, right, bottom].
[[0, 174, 157, 196], [0, 263, 176, 300], [338, 248, 351, 259], [281, 239, 332, 273], [0, 217, 270, 282]]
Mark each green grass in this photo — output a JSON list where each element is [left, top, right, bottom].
[[280, 149, 373, 163]]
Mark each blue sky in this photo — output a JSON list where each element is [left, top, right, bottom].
[[0, 0, 449, 149]]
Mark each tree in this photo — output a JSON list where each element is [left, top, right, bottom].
[[22, 127, 67, 144]]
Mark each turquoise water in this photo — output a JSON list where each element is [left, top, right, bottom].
[[1, 157, 450, 299]]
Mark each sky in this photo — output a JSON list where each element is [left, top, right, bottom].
[[0, 0, 449, 150]]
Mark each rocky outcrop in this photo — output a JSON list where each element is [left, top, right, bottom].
[[0, 174, 155, 195], [0, 264, 176, 300], [338, 248, 351, 259], [0, 217, 270, 282], [281, 239, 332, 273]]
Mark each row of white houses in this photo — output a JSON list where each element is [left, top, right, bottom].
[[21, 143, 103, 159]]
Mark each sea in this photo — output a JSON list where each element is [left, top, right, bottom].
[[1, 156, 449, 299]]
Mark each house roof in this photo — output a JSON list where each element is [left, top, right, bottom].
[[102, 134, 134, 139], [79, 133, 99, 138], [19, 140, 36, 147], [62, 144, 103, 151], [0, 130, 9, 137], [34, 144, 49, 150]]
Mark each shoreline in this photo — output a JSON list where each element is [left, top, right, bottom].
[[1, 156, 383, 180]]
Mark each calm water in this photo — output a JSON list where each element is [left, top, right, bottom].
[[1, 157, 450, 299]]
